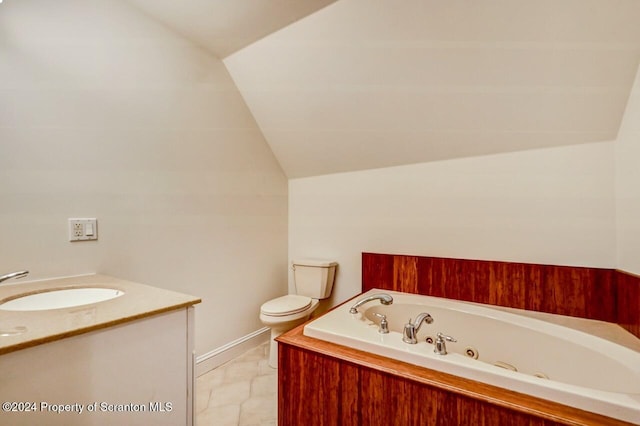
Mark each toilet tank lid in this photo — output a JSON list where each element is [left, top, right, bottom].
[[292, 258, 338, 267]]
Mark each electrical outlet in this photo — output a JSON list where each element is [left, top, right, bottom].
[[73, 223, 83, 238], [68, 218, 98, 242]]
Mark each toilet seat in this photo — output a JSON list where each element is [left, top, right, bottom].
[[260, 295, 312, 316]]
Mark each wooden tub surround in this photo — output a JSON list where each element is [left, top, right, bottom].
[[361, 253, 640, 339], [277, 325, 636, 426], [277, 253, 640, 426]]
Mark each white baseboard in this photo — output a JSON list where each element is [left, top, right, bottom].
[[195, 327, 270, 377]]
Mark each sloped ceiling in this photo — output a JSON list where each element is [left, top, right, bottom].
[[224, 0, 640, 178], [124, 0, 337, 58]]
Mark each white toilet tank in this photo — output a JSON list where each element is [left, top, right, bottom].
[[292, 259, 338, 299]]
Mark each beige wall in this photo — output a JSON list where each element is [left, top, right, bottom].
[[289, 142, 616, 305], [0, 0, 288, 355], [2, 0, 637, 359], [225, 0, 640, 178], [616, 65, 640, 275]]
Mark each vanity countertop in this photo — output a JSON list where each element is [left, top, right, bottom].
[[0, 274, 201, 355]]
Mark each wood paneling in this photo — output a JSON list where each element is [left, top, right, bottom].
[[358, 369, 559, 426], [362, 253, 636, 335], [617, 270, 640, 338], [278, 325, 634, 426], [361, 252, 394, 290], [533, 266, 616, 320], [278, 341, 361, 425]]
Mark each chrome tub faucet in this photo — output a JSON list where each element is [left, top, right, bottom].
[[349, 293, 393, 314], [402, 312, 434, 344], [434, 332, 457, 355], [372, 312, 389, 334], [0, 270, 29, 285]]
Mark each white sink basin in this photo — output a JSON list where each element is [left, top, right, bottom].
[[0, 287, 124, 311]]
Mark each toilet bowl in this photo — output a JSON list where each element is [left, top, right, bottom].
[[260, 295, 320, 367], [260, 259, 337, 368]]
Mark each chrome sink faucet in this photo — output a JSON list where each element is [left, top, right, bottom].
[[0, 270, 29, 285], [402, 312, 433, 344], [349, 293, 393, 314]]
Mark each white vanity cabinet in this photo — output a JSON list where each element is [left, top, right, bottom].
[[0, 307, 196, 426]]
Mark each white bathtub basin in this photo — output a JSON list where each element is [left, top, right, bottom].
[[0, 287, 124, 311], [304, 289, 640, 424]]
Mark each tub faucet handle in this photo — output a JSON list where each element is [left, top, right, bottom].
[[372, 313, 389, 334], [434, 332, 457, 355], [436, 333, 456, 343]]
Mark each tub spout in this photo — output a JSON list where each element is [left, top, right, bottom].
[[0, 270, 29, 285], [402, 312, 434, 344], [349, 293, 393, 314]]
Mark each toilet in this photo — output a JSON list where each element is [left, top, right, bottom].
[[260, 259, 337, 368]]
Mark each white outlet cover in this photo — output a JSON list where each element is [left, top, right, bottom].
[[68, 218, 98, 242]]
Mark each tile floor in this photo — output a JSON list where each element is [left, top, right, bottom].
[[196, 342, 277, 425]]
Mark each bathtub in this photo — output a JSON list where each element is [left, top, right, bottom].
[[303, 289, 640, 424]]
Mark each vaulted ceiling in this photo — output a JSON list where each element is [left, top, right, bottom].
[[130, 0, 640, 178], [125, 0, 337, 58]]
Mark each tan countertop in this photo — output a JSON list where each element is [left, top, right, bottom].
[[0, 274, 201, 355]]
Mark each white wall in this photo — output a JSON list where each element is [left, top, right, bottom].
[[0, 0, 288, 355], [616, 65, 640, 275], [289, 142, 616, 305]]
